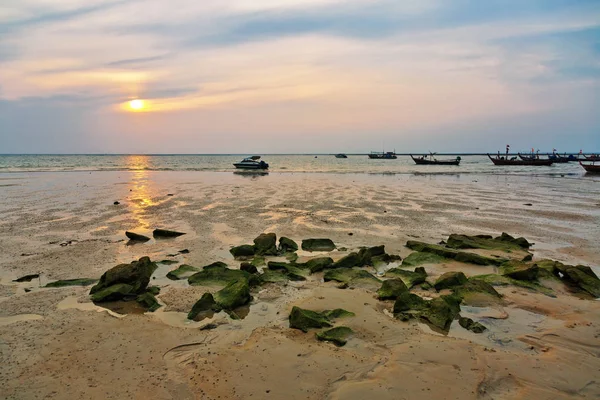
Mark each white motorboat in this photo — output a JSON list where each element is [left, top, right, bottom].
[[233, 156, 269, 170]]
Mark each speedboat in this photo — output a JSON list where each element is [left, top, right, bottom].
[[233, 156, 269, 170], [335, 153, 348, 158]]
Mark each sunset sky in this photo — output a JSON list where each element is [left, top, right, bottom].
[[1, 0, 599, 154]]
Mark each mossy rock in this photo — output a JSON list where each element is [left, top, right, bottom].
[[45, 278, 98, 288], [495, 232, 531, 248], [377, 279, 408, 300], [562, 266, 600, 298], [434, 271, 468, 291], [91, 283, 135, 302], [214, 279, 251, 310], [251, 256, 266, 267], [331, 252, 361, 268], [447, 233, 529, 252], [500, 261, 539, 281], [254, 233, 278, 256], [267, 262, 308, 281], [285, 252, 299, 262], [458, 316, 487, 333], [302, 238, 336, 252], [357, 245, 386, 266], [406, 241, 504, 266], [279, 237, 298, 253], [166, 264, 199, 280], [393, 292, 428, 314], [385, 267, 427, 288], [323, 268, 380, 288], [299, 257, 334, 273], [136, 292, 161, 312], [188, 293, 219, 320], [420, 296, 461, 332], [147, 286, 160, 295], [153, 229, 186, 238], [188, 262, 257, 287], [289, 306, 333, 332], [322, 309, 355, 319], [240, 262, 258, 274], [90, 256, 157, 295], [470, 274, 554, 297], [316, 327, 354, 346], [453, 279, 502, 306], [158, 259, 179, 265], [259, 270, 290, 283], [230, 244, 256, 259], [402, 252, 446, 267], [454, 252, 506, 266]]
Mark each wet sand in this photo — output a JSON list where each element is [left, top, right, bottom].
[[0, 170, 599, 399]]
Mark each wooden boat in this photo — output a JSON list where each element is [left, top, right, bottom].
[[368, 151, 397, 160], [548, 153, 576, 163], [488, 154, 553, 166], [335, 153, 348, 158], [233, 156, 269, 170], [579, 161, 600, 173], [583, 154, 600, 161], [410, 154, 461, 165]]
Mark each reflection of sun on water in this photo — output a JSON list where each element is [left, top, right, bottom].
[[127, 156, 156, 229]]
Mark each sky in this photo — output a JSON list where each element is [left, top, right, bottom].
[[0, 0, 599, 154]]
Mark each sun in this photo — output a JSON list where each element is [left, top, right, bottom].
[[129, 99, 145, 110]]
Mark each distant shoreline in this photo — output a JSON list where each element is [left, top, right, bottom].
[[0, 152, 596, 157]]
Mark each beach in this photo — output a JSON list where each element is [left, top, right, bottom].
[[1, 167, 599, 399]]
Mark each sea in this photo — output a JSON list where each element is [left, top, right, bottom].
[[0, 154, 596, 179]]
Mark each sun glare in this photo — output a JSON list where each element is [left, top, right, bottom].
[[129, 99, 144, 110]]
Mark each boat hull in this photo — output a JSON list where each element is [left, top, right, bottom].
[[411, 155, 460, 165], [233, 163, 269, 170], [580, 161, 600, 173], [368, 154, 397, 159], [488, 154, 553, 166]]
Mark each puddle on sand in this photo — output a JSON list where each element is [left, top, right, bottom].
[[0, 314, 44, 326], [57, 296, 126, 318]]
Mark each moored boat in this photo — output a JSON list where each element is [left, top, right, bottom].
[[583, 154, 600, 162], [487, 154, 553, 166], [233, 156, 269, 170], [368, 151, 397, 159], [579, 161, 600, 174], [335, 153, 348, 158], [410, 154, 461, 165]]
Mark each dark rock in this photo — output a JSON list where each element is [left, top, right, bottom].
[[240, 262, 258, 274], [331, 252, 361, 268], [501, 261, 539, 281], [114, 201, 120, 205], [153, 229, 186, 238], [125, 231, 150, 242], [289, 306, 332, 332], [301, 238, 336, 252], [420, 296, 461, 332], [147, 286, 160, 295], [158, 259, 179, 265], [251, 256, 266, 267], [322, 309, 355, 319], [377, 279, 408, 300], [495, 232, 531, 249], [254, 233, 278, 256], [453, 279, 501, 303], [188, 262, 257, 287], [447, 234, 527, 251], [179, 249, 190, 254], [45, 278, 98, 288], [136, 292, 161, 312], [357, 245, 386, 265], [230, 244, 256, 259], [316, 327, 354, 346], [454, 252, 506, 266], [402, 252, 446, 267], [385, 267, 427, 288], [188, 293, 218, 320], [300, 257, 334, 273], [393, 292, 427, 314], [459, 316, 487, 333], [259, 270, 289, 283], [279, 237, 298, 253], [267, 262, 307, 281], [166, 264, 199, 280], [434, 271, 468, 291], [214, 279, 251, 310], [285, 252, 299, 262], [470, 274, 554, 297], [91, 283, 135, 302], [522, 254, 533, 262], [90, 256, 157, 297], [13, 274, 40, 282], [562, 266, 600, 298], [406, 240, 505, 265], [323, 268, 380, 288]]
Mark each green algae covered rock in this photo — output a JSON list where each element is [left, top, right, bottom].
[[459, 316, 487, 333], [285, 252, 299, 262], [331, 252, 361, 269], [279, 237, 298, 253], [434, 271, 468, 291], [188, 293, 218, 320], [322, 309, 355, 319], [136, 292, 161, 312], [45, 278, 98, 288], [254, 233, 278, 256], [90, 256, 157, 296], [251, 256, 266, 267], [385, 267, 427, 288], [302, 238, 336, 252], [259, 270, 290, 283], [402, 252, 446, 267], [240, 262, 258, 274], [166, 264, 199, 280], [214, 279, 251, 310], [147, 286, 160, 295], [453, 279, 502, 305], [495, 232, 531, 249], [392, 292, 428, 314], [470, 274, 554, 297], [406, 241, 505, 266], [316, 326, 354, 346], [91, 283, 135, 302], [188, 262, 257, 287], [377, 279, 408, 300], [289, 306, 333, 332], [421, 296, 460, 331], [562, 266, 600, 298], [300, 257, 334, 273], [501, 261, 539, 281], [447, 233, 530, 252], [267, 262, 307, 281], [230, 244, 256, 259], [323, 268, 380, 288], [454, 252, 506, 266]]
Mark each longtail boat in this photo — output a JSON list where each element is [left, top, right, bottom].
[[410, 154, 461, 165], [488, 154, 553, 166], [580, 161, 600, 174], [583, 154, 600, 161], [548, 153, 577, 163]]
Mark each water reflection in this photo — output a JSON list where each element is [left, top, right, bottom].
[[126, 155, 156, 231], [233, 171, 269, 179]]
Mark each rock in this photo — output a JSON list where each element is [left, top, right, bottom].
[[230, 244, 256, 259], [254, 233, 278, 256], [402, 252, 446, 267], [459, 316, 487, 333], [288, 306, 332, 332], [147, 286, 160, 295], [385, 267, 427, 288], [188, 293, 218, 320], [301, 238, 336, 252], [357, 245, 385, 264], [279, 237, 298, 253], [259, 270, 289, 283], [90, 256, 157, 296], [300, 257, 334, 273], [240, 262, 258, 274], [331, 252, 361, 268], [136, 292, 161, 312], [522, 254, 533, 262], [377, 279, 408, 300], [251, 256, 266, 267], [495, 232, 531, 249], [322, 309, 355, 319], [188, 262, 257, 287], [447, 234, 527, 251], [434, 271, 468, 291], [501, 261, 539, 281], [323, 268, 380, 288], [153, 229, 186, 238], [267, 262, 307, 281], [113, 201, 120, 205], [214, 279, 251, 310], [45, 278, 98, 288], [420, 296, 461, 332], [285, 252, 299, 262], [453, 279, 502, 305], [316, 327, 354, 346], [561, 266, 600, 298], [125, 231, 150, 242], [91, 283, 135, 302], [406, 240, 504, 265], [158, 260, 179, 265], [393, 292, 427, 314], [166, 264, 199, 280], [470, 274, 554, 297], [454, 252, 506, 266], [179, 249, 190, 254], [13, 274, 40, 282]]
